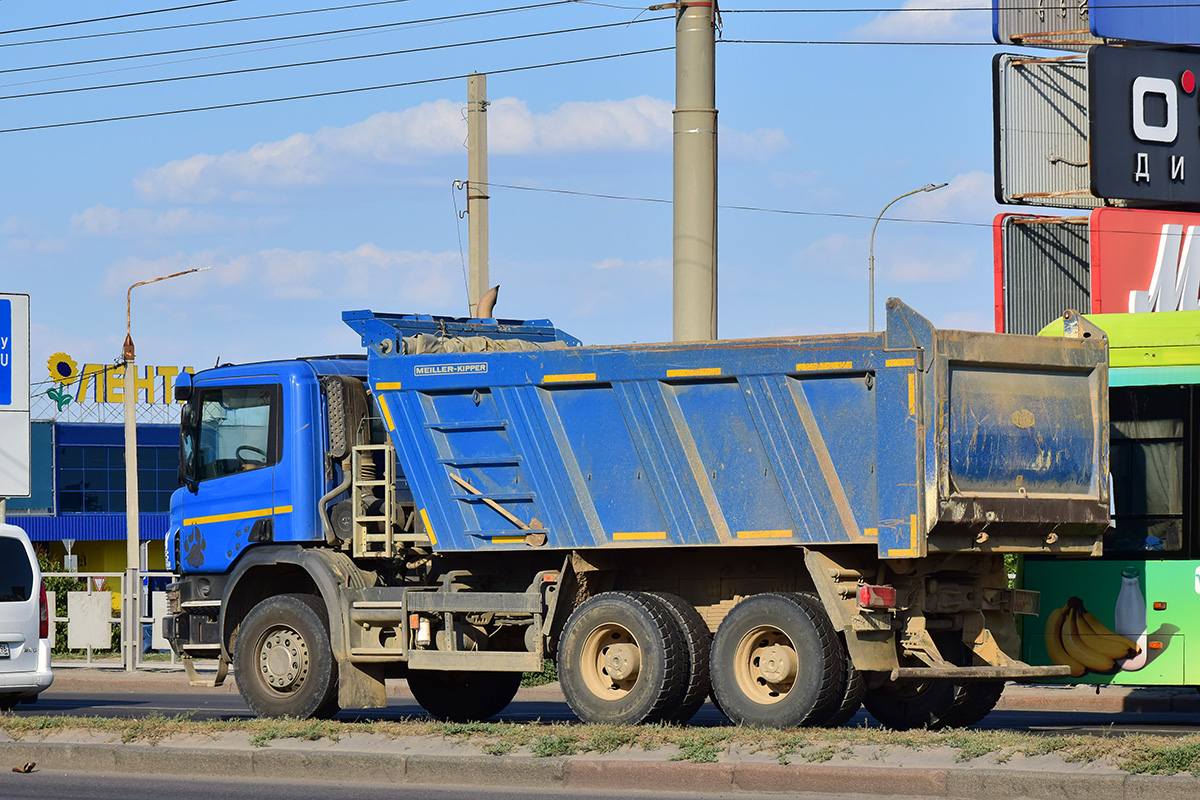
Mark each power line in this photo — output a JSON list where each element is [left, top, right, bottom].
[[1, 2, 572, 70], [0, 0, 241, 37], [722, 39, 1000, 46], [482, 180, 995, 230], [0, 47, 672, 135], [0, 17, 665, 102]]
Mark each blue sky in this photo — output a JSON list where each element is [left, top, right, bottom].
[[2, 0, 1017, 379]]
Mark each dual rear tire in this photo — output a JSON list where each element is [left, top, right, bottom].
[[558, 590, 859, 729]]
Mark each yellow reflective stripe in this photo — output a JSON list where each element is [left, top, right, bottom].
[[666, 367, 721, 378], [378, 395, 396, 431], [375, 382, 402, 391], [887, 515, 921, 557], [419, 508, 438, 546], [490, 536, 525, 544], [908, 373, 916, 417], [735, 530, 793, 539], [796, 361, 852, 372], [885, 358, 915, 367], [183, 506, 292, 526], [543, 373, 596, 383], [613, 531, 667, 541], [864, 527, 879, 538]]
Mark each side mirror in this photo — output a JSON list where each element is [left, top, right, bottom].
[[174, 371, 193, 402], [179, 406, 199, 493]]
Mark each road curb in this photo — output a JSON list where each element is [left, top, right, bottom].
[[7, 740, 1199, 798]]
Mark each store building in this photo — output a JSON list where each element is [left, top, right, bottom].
[[2, 352, 192, 573]]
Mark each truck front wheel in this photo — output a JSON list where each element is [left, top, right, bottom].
[[710, 592, 846, 728], [234, 594, 340, 719]]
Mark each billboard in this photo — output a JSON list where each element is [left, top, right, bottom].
[[0, 293, 30, 498], [994, 209, 1200, 331], [994, 54, 1100, 210], [1090, 207, 1200, 314], [1090, 46, 1200, 207], [994, 1, 1200, 47], [1091, 0, 1200, 45], [993, 214, 1091, 334]]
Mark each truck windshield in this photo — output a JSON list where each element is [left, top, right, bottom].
[[196, 385, 279, 481]]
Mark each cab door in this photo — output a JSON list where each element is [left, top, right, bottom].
[[178, 382, 281, 573]]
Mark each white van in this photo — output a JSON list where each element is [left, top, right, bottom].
[[0, 523, 53, 709]]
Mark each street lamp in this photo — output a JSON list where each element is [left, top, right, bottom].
[[123, 267, 208, 672], [868, 182, 947, 332]]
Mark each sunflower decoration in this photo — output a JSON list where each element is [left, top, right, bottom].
[[47, 353, 79, 385]]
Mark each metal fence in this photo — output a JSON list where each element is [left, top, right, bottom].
[[43, 570, 179, 669]]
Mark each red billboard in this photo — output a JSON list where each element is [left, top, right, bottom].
[[1091, 207, 1200, 314], [994, 208, 1200, 333]]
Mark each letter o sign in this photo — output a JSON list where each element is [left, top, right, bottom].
[[1133, 76, 1179, 143]]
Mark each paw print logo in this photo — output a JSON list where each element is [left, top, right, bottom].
[[184, 527, 207, 569]]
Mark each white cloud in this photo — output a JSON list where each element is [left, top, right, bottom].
[[852, 0, 989, 43], [71, 205, 287, 238], [903, 171, 994, 219], [721, 126, 788, 160], [886, 245, 974, 283], [135, 96, 786, 203], [101, 245, 463, 308]]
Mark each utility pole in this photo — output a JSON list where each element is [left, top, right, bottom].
[[669, 1, 718, 342], [467, 73, 490, 317]]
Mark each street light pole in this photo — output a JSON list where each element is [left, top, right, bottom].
[[868, 182, 947, 333], [123, 267, 208, 672]]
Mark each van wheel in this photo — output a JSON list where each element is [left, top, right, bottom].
[[710, 592, 846, 728], [557, 591, 688, 725], [235, 594, 339, 720], [407, 671, 523, 722]]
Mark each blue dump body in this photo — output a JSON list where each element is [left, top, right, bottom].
[[344, 300, 1110, 560]]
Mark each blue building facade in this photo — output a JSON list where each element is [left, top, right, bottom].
[[4, 421, 179, 568]]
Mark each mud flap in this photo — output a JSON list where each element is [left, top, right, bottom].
[[181, 653, 229, 687], [338, 660, 387, 709]]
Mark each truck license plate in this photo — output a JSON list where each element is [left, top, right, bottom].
[[0, 643, 9, 658]]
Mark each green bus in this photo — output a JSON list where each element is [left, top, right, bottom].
[[1026, 311, 1200, 687]]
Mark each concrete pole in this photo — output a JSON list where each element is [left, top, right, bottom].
[[672, 2, 718, 342], [467, 73, 490, 317], [122, 337, 140, 672]]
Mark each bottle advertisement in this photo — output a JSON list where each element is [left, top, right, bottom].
[[1022, 559, 1188, 685]]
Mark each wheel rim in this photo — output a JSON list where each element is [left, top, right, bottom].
[[733, 625, 798, 704], [257, 624, 311, 694], [579, 623, 643, 700]]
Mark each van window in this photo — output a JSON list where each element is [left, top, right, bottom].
[[0, 538, 33, 602]]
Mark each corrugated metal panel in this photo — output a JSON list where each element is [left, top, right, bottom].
[[994, 0, 1092, 50], [1002, 216, 1092, 335], [995, 54, 1107, 210], [3, 513, 169, 542]]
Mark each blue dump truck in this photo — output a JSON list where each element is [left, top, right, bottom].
[[163, 299, 1109, 729]]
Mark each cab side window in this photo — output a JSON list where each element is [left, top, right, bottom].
[[196, 385, 280, 481]]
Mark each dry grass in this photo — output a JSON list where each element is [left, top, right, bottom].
[[2, 713, 1199, 774]]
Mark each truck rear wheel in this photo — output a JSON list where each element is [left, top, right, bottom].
[[234, 594, 339, 719], [407, 670, 523, 722], [862, 636, 1002, 730], [647, 592, 712, 724], [823, 633, 866, 728], [710, 592, 846, 728], [557, 591, 688, 725]]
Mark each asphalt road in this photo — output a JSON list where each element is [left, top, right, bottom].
[[0, 771, 940, 800], [12, 675, 1200, 736]]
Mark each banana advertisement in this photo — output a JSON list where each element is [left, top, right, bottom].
[[1022, 559, 1194, 685]]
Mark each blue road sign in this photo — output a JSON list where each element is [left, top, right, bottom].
[[0, 298, 11, 406], [1092, 0, 1200, 45]]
